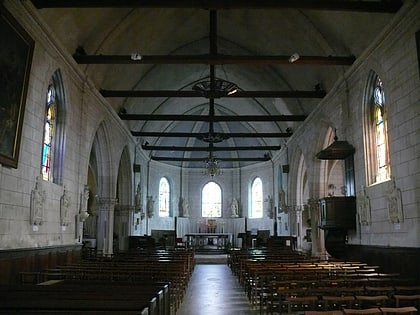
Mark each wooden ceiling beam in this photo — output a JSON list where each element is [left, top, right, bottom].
[[101, 89, 326, 98], [119, 114, 306, 121], [32, 0, 403, 13], [75, 54, 355, 65], [131, 131, 293, 137], [151, 156, 271, 162], [141, 144, 281, 151]]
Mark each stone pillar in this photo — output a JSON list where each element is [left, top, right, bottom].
[[96, 197, 117, 256], [114, 204, 133, 252], [308, 198, 326, 259]]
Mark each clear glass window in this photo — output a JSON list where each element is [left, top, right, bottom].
[[158, 177, 170, 217], [202, 181, 222, 217], [251, 177, 263, 218]]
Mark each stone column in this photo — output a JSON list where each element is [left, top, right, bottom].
[[114, 204, 133, 252], [308, 198, 326, 259], [96, 197, 117, 256]]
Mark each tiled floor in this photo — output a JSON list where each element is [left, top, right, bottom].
[[177, 262, 259, 315]]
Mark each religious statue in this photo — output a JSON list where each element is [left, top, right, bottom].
[[79, 185, 90, 222], [357, 186, 371, 226], [146, 196, 155, 218], [278, 188, 286, 212], [134, 183, 142, 213], [60, 186, 71, 226], [30, 176, 45, 226], [387, 177, 403, 224], [266, 195, 274, 219], [182, 198, 189, 217], [231, 198, 239, 217]]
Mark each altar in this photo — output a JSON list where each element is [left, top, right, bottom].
[[185, 233, 233, 250]]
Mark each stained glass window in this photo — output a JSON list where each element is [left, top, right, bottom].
[[202, 181, 222, 217], [373, 77, 390, 183], [41, 85, 56, 181], [251, 177, 263, 218], [158, 177, 170, 217]]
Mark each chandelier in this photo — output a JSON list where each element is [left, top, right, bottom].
[[192, 79, 238, 98], [204, 153, 222, 177]]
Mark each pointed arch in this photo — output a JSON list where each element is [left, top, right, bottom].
[[91, 121, 114, 197], [41, 69, 66, 185], [363, 70, 391, 185], [117, 146, 133, 206]]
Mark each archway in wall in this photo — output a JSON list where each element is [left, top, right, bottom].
[[114, 146, 133, 252], [83, 164, 98, 247], [85, 122, 115, 256], [319, 127, 347, 259], [294, 151, 310, 252]]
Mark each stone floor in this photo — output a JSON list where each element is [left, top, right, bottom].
[[177, 261, 259, 315]]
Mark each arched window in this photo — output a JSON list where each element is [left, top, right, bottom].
[[250, 177, 263, 218], [202, 181, 222, 217], [158, 177, 170, 217], [41, 85, 56, 181], [364, 72, 391, 185], [40, 70, 66, 185]]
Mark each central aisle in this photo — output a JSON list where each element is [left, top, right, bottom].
[[177, 263, 259, 315]]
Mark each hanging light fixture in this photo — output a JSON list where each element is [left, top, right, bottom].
[[204, 153, 221, 177], [192, 78, 239, 98]]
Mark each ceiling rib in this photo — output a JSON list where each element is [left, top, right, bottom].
[[31, 0, 403, 13], [141, 145, 281, 151], [101, 89, 326, 98], [119, 114, 307, 122], [131, 131, 292, 137], [74, 54, 355, 65]]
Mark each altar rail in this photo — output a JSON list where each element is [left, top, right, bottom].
[[185, 233, 233, 250]]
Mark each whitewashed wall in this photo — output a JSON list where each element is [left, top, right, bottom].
[[279, 1, 420, 248], [0, 1, 134, 250]]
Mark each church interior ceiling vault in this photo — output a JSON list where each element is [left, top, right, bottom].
[[29, 0, 403, 169]]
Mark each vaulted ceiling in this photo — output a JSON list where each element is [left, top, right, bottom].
[[30, 0, 403, 169]]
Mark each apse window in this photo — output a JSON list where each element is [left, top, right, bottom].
[[202, 181, 222, 218], [158, 177, 170, 217], [250, 177, 263, 218]]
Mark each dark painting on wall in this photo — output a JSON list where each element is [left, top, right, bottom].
[[417, 30, 420, 79], [0, 4, 34, 168]]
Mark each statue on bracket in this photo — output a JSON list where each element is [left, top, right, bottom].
[[178, 196, 190, 217], [79, 185, 90, 222], [181, 197, 189, 217], [266, 195, 274, 219], [134, 182, 142, 214], [278, 188, 286, 212], [30, 176, 45, 226], [146, 196, 155, 218], [357, 185, 371, 226], [60, 186, 71, 226], [231, 198, 239, 217], [387, 177, 403, 224]]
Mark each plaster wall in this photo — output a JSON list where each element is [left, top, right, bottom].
[[281, 1, 420, 248]]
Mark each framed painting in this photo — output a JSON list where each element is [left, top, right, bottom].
[[0, 4, 34, 168], [417, 30, 420, 79]]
